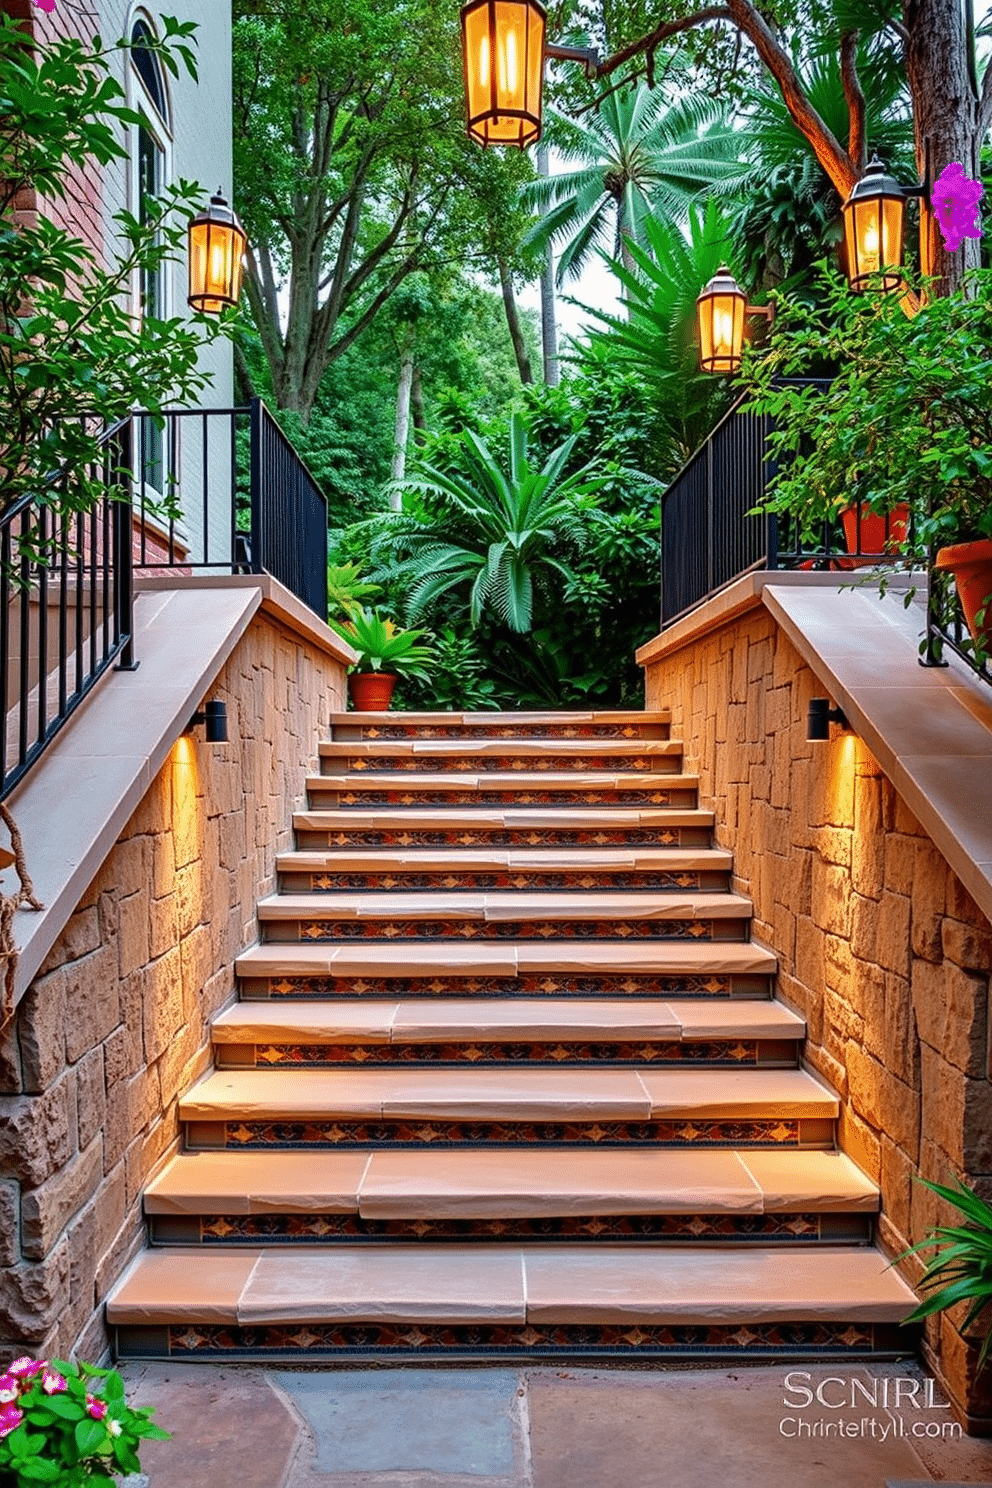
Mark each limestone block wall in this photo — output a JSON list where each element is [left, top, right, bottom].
[[0, 607, 346, 1363], [644, 606, 992, 1429]]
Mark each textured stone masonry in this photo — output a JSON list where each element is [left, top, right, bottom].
[[0, 608, 346, 1362]]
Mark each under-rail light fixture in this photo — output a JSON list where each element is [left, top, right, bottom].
[[186, 699, 229, 742], [807, 698, 848, 741]]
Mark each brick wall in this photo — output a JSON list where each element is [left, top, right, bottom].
[[0, 606, 346, 1363], [644, 605, 992, 1430]]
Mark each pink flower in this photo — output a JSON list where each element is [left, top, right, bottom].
[[0, 1374, 19, 1405], [0, 1402, 23, 1439], [7, 1358, 43, 1381], [85, 1395, 108, 1421], [33, 0, 58, 12], [932, 161, 984, 253], [41, 1368, 67, 1395]]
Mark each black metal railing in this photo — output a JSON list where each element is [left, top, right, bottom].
[[661, 380, 908, 627], [132, 397, 328, 620], [924, 567, 992, 683], [0, 420, 136, 802]]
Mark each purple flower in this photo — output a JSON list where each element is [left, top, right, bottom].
[[0, 1375, 18, 1405], [33, 0, 58, 12], [0, 1402, 23, 1439], [7, 1359, 43, 1381], [932, 161, 984, 253], [85, 1395, 108, 1421], [40, 1368, 67, 1395]]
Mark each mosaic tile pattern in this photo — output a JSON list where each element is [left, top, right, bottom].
[[265, 974, 736, 999], [337, 754, 674, 774], [213, 1117, 804, 1150], [297, 918, 716, 943], [351, 724, 661, 739], [319, 789, 681, 808], [251, 1040, 763, 1068], [157, 1320, 888, 1360], [195, 1212, 825, 1245], [307, 871, 705, 892], [305, 828, 688, 849]]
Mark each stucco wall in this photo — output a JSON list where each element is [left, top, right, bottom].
[[644, 606, 992, 1429], [0, 606, 346, 1363]]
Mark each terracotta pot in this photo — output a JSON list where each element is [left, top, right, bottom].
[[348, 671, 397, 711], [840, 503, 910, 559], [935, 539, 992, 645]]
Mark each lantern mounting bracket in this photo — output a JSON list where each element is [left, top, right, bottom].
[[545, 42, 600, 78]]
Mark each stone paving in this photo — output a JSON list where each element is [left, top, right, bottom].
[[118, 1360, 992, 1487]]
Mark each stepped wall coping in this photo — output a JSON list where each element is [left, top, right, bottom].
[[5, 576, 356, 1009]]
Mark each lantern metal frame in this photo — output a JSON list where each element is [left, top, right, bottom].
[[187, 188, 247, 314], [841, 147, 930, 293], [696, 265, 774, 375], [460, 0, 598, 149]]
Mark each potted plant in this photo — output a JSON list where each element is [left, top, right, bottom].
[[328, 606, 434, 711], [0, 1355, 169, 1484], [741, 265, 992, 641]]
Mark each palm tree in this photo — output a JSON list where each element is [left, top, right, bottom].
[[522, 84, 745, 283], [383, 412, 611, 632]]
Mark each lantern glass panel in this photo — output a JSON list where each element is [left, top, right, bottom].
[[188, 215, 246, 313], [843, 191, 905, 291], [462, 0, 545, 148], [698, 287, 746, 374]]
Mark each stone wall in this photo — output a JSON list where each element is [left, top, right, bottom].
[[643, 604, 992, 1431], [0, 606, 346, 1363]]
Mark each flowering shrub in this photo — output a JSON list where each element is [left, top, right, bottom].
[[932, 162, 984, 254], [0, 1357, 168, 1485]]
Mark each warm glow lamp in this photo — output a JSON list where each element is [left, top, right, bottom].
[[696, 266, 772, 375], [842, 157, 908, 292], [188, 190, 247, 313], [461, 0, 546, 147]]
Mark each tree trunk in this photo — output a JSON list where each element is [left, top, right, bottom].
[[903, 0, 982, 297], [411, 364, 426, 441], [390, 344, 415, 504], [536, 143, 560, 387], [497, 254, 534, 385]]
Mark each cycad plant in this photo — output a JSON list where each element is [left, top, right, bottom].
[[387, 411, 611, 633], [900, 1175, 992, 1369], [522, 84, 745, 281], [328, 607, 434, 682]]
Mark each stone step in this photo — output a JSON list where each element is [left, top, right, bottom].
[[305, 772, 699, 810], [143, 1147, 878, 1247], [327, 710, 672, 741], [108, 1244, 918, 1363], [211, 996, 804, 1069], [235, 939, 778, 1002], [179, 1065, 839, 1153], [292, 807, 716, 850], [318, 739, 684, 774], [277, 846, 734, 894], [256, 890, 753, 944]]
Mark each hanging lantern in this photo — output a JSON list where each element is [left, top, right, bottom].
[[842, 157, 906, 292], [461, 0, 546, 148], [188, 190, 247, 313], [696, 266, 748, 374]]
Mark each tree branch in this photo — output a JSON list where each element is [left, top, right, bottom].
[[594, 7, 733, 82], [840, 30, 867, 173]]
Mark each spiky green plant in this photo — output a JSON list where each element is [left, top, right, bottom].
[[327, 561, 381, 621], [328, 607, 434, 682], [900, 1176, 992, 1369]]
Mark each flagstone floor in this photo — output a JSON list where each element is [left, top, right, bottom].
[[118, 1359, 992, 1487]]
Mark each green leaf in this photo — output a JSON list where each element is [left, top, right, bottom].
[[74, 1417, 107, 1455]]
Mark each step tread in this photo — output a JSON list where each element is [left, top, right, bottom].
[[144, 1147, 877, 1218], [211, 997, 805, 1045], [256, 890, 753, 922], [320, 739, 682, 759], [106, 1244, 916, 1327], [178, 1065, 837, 1123], [235, 939, 778, 979], [327, 711, 672, 727], [278, 848, 733, 873]]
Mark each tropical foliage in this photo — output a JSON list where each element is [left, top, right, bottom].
[[328, 607, 435, 682], [901, 1176, 992, 1370]]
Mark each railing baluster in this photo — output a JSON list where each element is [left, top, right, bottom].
[[37, 502, 48, 744], [0, 523, 10, 783], [18, 510, 30, 767]]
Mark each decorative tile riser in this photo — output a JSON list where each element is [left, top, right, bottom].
[[116, 1321, 911, 1364], [239, 974, 772, 1001], [332, 724, 671, 740], [308, 789, 697, 808], [186, 1118, 837, 1151], [149, 1212, 871, 1247], [322, 755, 682, 775], [295, 828, 714, 850], [215, 1040, 797, 1069], [276, 919, 740, 944], [284, 871, 728, 894]]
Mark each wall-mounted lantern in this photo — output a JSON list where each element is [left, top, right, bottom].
[[186, 699, 229, 742], [461, 0, 598, 148], [841, 154, 928, 293], [807, 698, 848, 741], [696, 266, 773, 375], [187, 190, 247, 313]]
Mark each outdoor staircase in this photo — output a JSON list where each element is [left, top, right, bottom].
[[108, 710, 917, 1363]]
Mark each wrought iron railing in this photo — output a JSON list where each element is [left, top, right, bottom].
[[923, 568, 992, 683], [0, 419, 136, 802]]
